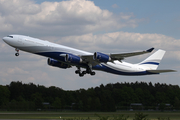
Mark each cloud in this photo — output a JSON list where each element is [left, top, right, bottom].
[[60, 32, 180, 56], [0, 0, 140, 37], [112, 4, 119, 8]]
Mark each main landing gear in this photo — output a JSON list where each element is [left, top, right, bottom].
[[75, 67, 95, 77], [15, 48, 19, 56]]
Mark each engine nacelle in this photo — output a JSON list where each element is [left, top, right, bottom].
[[47, 58, 70, 69], [65, 54, 82, 63], [94, 52, 111, 63]]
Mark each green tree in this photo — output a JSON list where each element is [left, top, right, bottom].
[[0, 85, 10, 107], [174, 97, 180, 109], [156, 92, 166, 103], [9, 81, 24, 100], [87, 97, 92, 111], [135, 88, 143, 103], [31, 92, 43, 109], [78, 100, 83, 111], [91, 97, 101, 111], [9, 99, 18, 110], [53, 97, 61, 109], [159, 103, 166, 112]]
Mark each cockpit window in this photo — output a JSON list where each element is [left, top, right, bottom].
[[7, 35, 13, 38]]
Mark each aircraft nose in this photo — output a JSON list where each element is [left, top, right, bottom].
[[2, 37, 7, 42], [2, 36, 13, 44], [3, 36, 6, 40]]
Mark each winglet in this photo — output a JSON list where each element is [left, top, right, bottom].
[[146, 47, 154, 52]]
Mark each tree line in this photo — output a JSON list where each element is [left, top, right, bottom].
[[1, 81, 180, 111]]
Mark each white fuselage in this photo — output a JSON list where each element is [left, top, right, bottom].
[[3, 35, 153, 76]]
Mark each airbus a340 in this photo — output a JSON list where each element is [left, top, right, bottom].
[[3, 35, 175, 77]]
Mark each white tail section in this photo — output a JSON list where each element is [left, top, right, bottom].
[[138, 49, 166, 70]]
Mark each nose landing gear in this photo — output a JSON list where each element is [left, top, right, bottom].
[[15, 48, 19, 56]]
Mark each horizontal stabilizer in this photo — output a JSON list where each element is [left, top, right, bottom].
[[146, 70, 177, 73]]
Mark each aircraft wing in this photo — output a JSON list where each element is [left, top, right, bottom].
[[81, 48, 154, 66], [81, 55, 99, 66], [109, 47, 154, 61]]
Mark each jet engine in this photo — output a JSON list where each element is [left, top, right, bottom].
[[94, 52, 111, 63], [47, 58, 70, 69], [65, 54, 82, 63]]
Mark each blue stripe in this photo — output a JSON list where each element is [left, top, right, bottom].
[[36, 52, 158, 76], [35, 52, 89, 67], [36, 52, 66, 62], [141, 62, 159, 65]]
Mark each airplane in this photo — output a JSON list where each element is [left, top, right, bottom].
[[2, 35, 176, 77]]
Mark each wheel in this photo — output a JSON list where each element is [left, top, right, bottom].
[[82, 71, 86, 74], [79, 73, 84, 77], [15, 53, 19, 56], [86, 69, 90, 74], [75, 70, 80, 74], [90, 71, 95, 76]]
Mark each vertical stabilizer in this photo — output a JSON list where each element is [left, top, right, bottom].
[[138, 49, 166, 70]]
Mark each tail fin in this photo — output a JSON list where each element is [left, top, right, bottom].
[[138, 49, 165, 70]]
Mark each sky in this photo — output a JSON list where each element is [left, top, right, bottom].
[[0, 0, 179, 90]]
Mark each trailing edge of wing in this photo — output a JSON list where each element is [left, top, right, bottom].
[[146, 70, 177, 73]]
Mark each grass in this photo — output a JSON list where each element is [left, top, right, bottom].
[[0, 111, 180, 119]]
